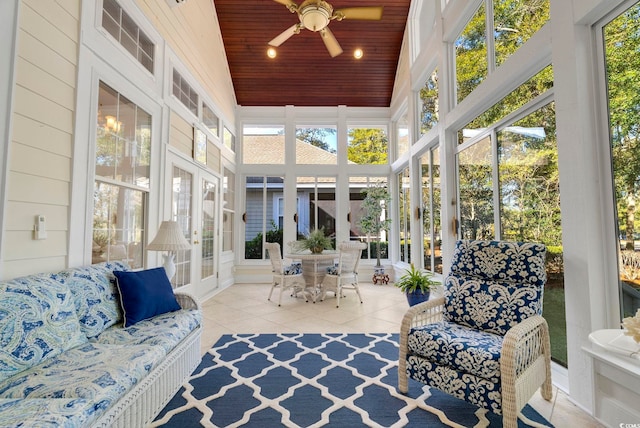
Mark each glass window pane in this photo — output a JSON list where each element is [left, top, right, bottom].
[[421, 147, 442, 274], [224, 127, 235, 152], [456, 2, 487, 104], [243, 125, 285, 164], [100, 0, 154, 73], [347, 127, 388, 164], [396, 113, 409, 158], [296, 176, 336, 248], [295, 127, 337, 164], [419, 68, 439, 136], [244, 176, 283, 259], [92, 182, 145, 269], [457, 65, 553, 144], [494, 0, 549, 66], [398, 167, 411, 263], [497, 101, 564, 365], [350, 177, 390, 262], [223, 168, 234, 252], [171, 167, 193, 288], [458, 135, 494, 240], [604, 3, 640, 320], [201, 179, 216, 279], [202, 103, 219, 136]]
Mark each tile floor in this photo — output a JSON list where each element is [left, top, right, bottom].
[[198, 281, 604, 427]]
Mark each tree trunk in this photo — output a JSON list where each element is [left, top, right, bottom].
[[375, 239, 382, 267], [627, 189, 636, 250]]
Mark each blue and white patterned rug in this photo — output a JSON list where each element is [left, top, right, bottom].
[[153, 333, 553, 427]]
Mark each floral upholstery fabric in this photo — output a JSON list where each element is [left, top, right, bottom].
[[326, 263, 339, 275], [92, 309, 201, 354], [283, 262, 302, 275], [407, 321, 503, 382], [49, 261, 130, 338], [444, 240, 546, 336], [0, 398, 96, 428], [404, 240, 547, 416], [0, 275, 87, 383], [0, 342, 164, 415], [406, 355, 503, 414]]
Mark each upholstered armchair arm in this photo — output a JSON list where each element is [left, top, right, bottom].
[[398, 296, 445, 393], [174, 291, 201, 312], [501, 315, 553, 421]]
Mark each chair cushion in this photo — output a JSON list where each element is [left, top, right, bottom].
[[445, 240, 546, 336], [405, 355, 502, 414], [444, 275, 542, 336], [49, 261, 130, 338], [114, 268, 181, 327], [0, 342, 164, 406], [0, 398, 97, 428], [283, 262, 302, 275], [326, 263, 339, 275], [92, 309, 201, 354], [449, 240, 546, 287], [0, 275, 87, 383], [407, 321, 503, 382]]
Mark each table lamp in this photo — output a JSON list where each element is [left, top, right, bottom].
[[147, 220, 191, 279]]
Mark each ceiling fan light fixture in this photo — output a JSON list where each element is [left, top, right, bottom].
[[299, 0, 333, 32], [267, 47, 277, 58], [354, 48, 363, 59]]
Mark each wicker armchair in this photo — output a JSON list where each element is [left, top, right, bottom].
[[398, 240, 552, 428], [265, 242, 306, 306], [321, 241, 367, 307]]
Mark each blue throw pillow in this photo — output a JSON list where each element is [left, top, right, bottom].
[[114, 267, 181, 327]]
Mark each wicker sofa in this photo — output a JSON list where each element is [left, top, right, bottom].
[[0, 261, 202, 428]]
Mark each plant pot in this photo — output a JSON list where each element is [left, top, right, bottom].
[[406, 289, 430, 307], [310, 246, 324, 254]]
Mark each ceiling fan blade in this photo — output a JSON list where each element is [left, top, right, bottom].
[[269, 24, 300, 47], [334, 6, 383, 21], [273, 0, 298, 12], [320, 27, 343, 57]]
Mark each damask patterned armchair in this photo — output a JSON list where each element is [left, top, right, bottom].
[[398, 240, 552, 428]]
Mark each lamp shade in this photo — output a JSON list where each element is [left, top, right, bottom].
[[147, 221, 191, 251]]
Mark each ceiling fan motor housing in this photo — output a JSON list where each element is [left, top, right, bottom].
[[299, 0, 333, 32]]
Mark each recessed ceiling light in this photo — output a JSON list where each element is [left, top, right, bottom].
[[354, 48, 363, 59], [267, 47, 277, 59]]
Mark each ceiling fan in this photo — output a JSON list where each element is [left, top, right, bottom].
[[269, 0, 383, 57]]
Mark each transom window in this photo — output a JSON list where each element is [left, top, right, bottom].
[[101, 0, 154, 73]]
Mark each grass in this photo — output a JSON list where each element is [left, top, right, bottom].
[[542, 286, 568, 367]]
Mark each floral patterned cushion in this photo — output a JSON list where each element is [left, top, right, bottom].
[[49, 262, 130, 338], [283, 262, 302, 275], [0, 275, 87, 384], [0, 343, 164, 415], [444, 240, 546, 336], [326, 263, 339, 275], [92, 309, 201, 354], [407, 321, 503, 382], [405, 355, 503, 414], [0, 398, 96, 428]]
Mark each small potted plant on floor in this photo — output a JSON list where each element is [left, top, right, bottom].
[[296, 227, 333, 254], [395, 264, 439, 306]]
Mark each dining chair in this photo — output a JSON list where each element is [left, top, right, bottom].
[[265, 242, 306, 306], [320, 241, 367, 307]]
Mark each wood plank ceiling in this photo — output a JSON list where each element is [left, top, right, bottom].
[[213, 0, 411, 107]]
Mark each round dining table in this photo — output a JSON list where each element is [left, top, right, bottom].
[[286, 250, 338, 302]]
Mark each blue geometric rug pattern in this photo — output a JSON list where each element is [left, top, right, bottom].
[[152, 333, 553, 427]]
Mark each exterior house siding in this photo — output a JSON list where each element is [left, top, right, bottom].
[[2, 0, 81, 279]]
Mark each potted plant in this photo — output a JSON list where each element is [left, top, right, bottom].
[[358, 182, 392, 269], [395, 264, 439, 306], [295, 227, 333, 254]]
